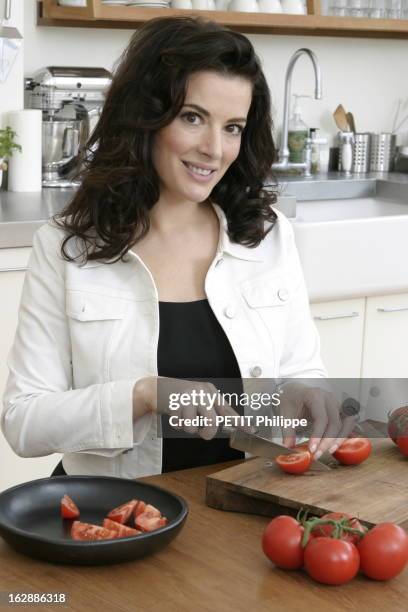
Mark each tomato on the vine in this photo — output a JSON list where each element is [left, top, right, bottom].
[[304, 537, 360, 585], [357, 523, 408, 580], [311, 512, 366, 545], [388, 406, 408, 444], [397, 436, 408, 457], [333, 438, 371, 465], [276, 449, 312, 475], [262, 516, 304, 570]]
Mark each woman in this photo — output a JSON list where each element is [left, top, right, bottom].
[[1, 17, 354, 479]]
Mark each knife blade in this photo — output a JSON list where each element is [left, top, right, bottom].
[[226, 427, 333, 472]]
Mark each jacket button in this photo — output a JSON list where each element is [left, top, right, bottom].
[[224, 305, 236, 319], [278, 288, 289, 301], [250, 365, 262, 377]]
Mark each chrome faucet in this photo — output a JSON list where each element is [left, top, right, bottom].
[[272, 48, 322, 177]]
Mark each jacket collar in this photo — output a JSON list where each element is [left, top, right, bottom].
[[75, 202, 266, 268], [211, 202, 265, 262]]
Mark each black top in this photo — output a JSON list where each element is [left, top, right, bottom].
[[158, 299, 245, 472]]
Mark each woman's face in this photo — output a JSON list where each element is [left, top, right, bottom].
[[152, 70, 253, 207]]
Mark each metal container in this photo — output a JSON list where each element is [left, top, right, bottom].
[[352, 133, 371, 173], [370, 133, 397, 172]]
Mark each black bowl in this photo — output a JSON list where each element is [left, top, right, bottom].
[[0, 476, 188, 566]]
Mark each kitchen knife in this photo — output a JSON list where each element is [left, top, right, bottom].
[[226, 427, 333, 472]]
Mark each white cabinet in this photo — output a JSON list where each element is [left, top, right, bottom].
[[0, 248, 62, 493], [362, 292, 408, 378], [310, 298, 365, 378]]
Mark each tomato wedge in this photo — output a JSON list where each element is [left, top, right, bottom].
[[135, 512, 168, 532], [60, 494, 80, 520], [103, 518, 142, 538], [107, 499, 139, 525], [333, 438, 371, 465], [71, 521, 116, 541], [276, 449, 312, 474]]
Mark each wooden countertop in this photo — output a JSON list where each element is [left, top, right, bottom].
[[0, 461, 406, 612]]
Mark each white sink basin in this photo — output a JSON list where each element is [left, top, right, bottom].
[[292, 197, 408, 302], [295, 197, 408, 223]]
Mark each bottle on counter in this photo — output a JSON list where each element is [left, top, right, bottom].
[[288, 94, 310, 164], [309, 128, 330, 174], [319, 134, 330, 173], [309, 128, 320, 174]]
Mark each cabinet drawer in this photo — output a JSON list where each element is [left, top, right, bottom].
[[310, 298, 365, 378]]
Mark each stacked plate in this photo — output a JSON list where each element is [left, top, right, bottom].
[[102, 0, 170, 5], [127, 1, 170, 5]]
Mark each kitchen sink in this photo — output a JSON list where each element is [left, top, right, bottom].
[[295, 197, 408, 223], [286, 177, 408, 302]]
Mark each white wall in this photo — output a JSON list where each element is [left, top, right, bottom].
[[21, 1, 408, 145], [0, 0, 24, 125]]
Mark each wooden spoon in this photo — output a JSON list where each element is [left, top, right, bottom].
[[347, 112, 356, 133], [333, 104, 350, 132]]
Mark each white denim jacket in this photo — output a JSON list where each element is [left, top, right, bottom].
[[1, 204, 327, 478]]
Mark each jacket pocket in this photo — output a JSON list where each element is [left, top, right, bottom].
[[66, 289, 129, 385], [66, 290, 128, 321], [241, 274, 291, 309], [241, 275, 291, 378]]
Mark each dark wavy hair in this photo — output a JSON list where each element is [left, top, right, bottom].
[[52, 16, 278, 264]]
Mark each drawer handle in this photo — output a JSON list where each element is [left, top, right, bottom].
[[0, 266, 27, 272], [313, 311, 359, 321], [377, 306, 408, 313]]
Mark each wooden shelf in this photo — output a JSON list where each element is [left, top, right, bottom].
[[39, 0, 408, 38]]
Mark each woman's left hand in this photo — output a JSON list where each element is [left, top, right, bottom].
[[277, 382, 359, 459]]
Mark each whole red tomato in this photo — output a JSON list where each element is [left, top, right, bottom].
[[311, 512, 366, 545], [388, 406, 408, 444], [397, 436, 408, 457], [276, 449, 312, 475], [357, 523, 408, 580], [262, 516, 304, 570], [333, 438, 371, 465], [304, 537, 360, 585]]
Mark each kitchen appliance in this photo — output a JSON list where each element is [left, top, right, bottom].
[[25, 66, 111, 187]]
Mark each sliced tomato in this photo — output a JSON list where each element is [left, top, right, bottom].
[[60, 494, 80, 520], [106, 499, 139, 525], [103, 518, 142, 538], [134, 500, 147, 517], [276, 450, 312, 475], [71, 521, 116, 541], [135, 511, 168, 532], [311, 512, 366, 545], [144, 503, 161, 517], [333, 438, 371, 465]]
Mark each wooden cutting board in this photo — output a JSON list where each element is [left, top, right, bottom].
[[206, 429, 408, 529]]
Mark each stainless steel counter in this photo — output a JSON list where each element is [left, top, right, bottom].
[[0, 188, 74, 248], [1, 172, 408, 249]]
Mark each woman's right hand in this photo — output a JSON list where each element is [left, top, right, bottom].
[[132, 376, 244, 440]]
